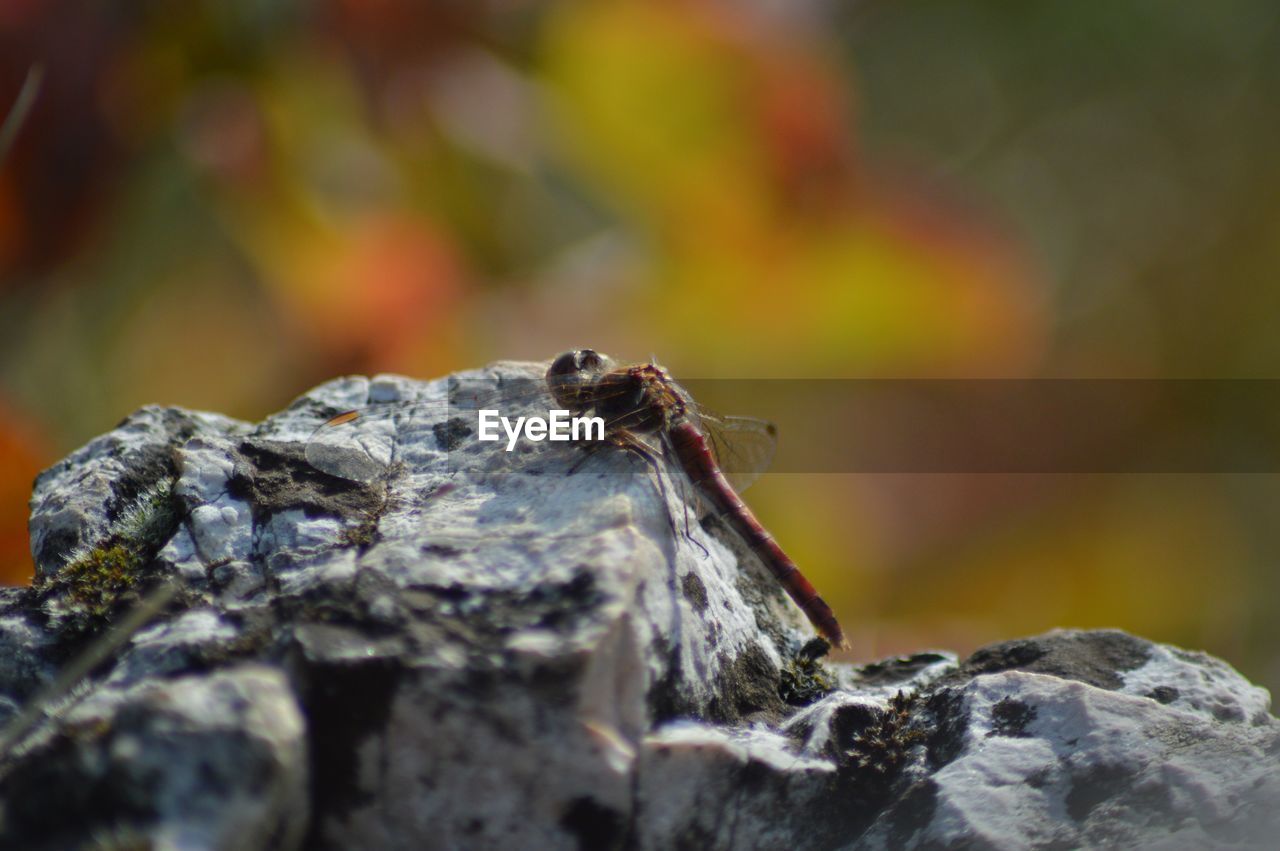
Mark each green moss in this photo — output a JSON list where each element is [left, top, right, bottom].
[[36, 479, 182, 632], [844, 690, 926, 777], [341, 516, 379, 549], [778, 639, 837, 707], [115, 480, 182, 553], [55, 544, 142, 619]]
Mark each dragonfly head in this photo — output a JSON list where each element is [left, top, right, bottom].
[[546, 349, 613, 411]]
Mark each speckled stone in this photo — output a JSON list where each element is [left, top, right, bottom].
[[0, 359, 1275, 850]]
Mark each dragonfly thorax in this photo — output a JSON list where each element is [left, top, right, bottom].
[[588, 364, 687, 436]]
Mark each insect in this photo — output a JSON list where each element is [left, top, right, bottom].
[[307, 349, 847, 648]]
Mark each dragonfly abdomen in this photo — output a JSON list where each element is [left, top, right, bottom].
[[668, 421, 848, 649]]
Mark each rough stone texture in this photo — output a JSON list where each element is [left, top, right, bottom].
[[1, 360, 1277, 849]]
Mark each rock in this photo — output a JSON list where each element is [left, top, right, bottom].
[[1, 359, 1276, 849], [0, 665, 307, 851], [855, 633, 1280, 850]]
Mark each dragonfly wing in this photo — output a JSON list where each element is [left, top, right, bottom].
[[698, 414, 778, 493], [305, 406, 407, 482]]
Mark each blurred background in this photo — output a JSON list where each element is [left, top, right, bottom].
[[3, 1, 1279, 690]]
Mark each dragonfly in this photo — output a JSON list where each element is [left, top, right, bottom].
[[306, 349, 847, 649]]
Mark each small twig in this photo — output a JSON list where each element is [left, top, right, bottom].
[[0, 64, 43, 164], [0, 579, 180, 763]]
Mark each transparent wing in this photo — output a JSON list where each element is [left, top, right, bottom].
[[695, 413, 778, 493], [306, 406, 408, 482]]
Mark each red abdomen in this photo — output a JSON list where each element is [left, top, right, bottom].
[[668, 421, 847, 648]]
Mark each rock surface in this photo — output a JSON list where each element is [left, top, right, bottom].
[[1, 359, 1277, 849]]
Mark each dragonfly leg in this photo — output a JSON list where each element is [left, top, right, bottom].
[[610, 432, 685, 547], [567, 442, 604, 476], [661, 441, 709, 559], [681, 500, 710, 558], [568, 433, 647, 477]]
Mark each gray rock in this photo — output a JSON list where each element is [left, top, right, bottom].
[[0, 664, 306, 851], [1, 359, 1275, 849]]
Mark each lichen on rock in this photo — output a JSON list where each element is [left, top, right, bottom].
[[0, 361, 1276, 850]]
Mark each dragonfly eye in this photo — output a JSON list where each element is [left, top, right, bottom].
[[548, 351, 581, 380], [547, 349, 602, 410], [548, 349, 606, 384], [547, 353, 573, 376]]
